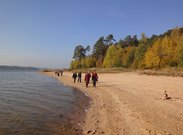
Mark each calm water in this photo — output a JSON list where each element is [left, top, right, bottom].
[[0, 71, 88, 135]]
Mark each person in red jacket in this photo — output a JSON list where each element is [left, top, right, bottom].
[[85, 71, 91, 88], [92, 70, 98, 87]]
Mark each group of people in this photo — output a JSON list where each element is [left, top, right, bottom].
[[72, 71, 82, 83], [55, 70, 63, 76], [72, 70, 98, 88]]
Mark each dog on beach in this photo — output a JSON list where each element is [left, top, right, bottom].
[[164, 90, 168, 100], [163, 90, 172, 100]]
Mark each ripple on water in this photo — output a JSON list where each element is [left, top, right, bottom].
[[0, 71, 89, 135]]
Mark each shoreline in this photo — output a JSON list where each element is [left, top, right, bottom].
[[41, 72, 91, 135], [43, 71, 109, 134], [43, 71, 183, 135]]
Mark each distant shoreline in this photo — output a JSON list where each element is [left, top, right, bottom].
[[0, 65, 39, 71]]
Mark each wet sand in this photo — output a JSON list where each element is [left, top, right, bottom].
[[44, 71, 183, 135]]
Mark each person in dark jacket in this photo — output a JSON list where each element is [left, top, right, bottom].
[[56, 71, 60, 76], [77, 71, 82, 83], [92, 70, 98, 87], [60, 70, 63, 76], [72, 72, 77, 83], [55, 71, 58, 75], [85, 71, 91, 87]]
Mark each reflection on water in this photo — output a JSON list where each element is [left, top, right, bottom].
[[0, 71, 88, 135]]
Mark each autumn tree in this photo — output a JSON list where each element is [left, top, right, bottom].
[[171, 28, 183, 66], [85, 56, 96, 68], [105, 34, 116, 46], [73, 45, 90, 61], [102, 45, 123, 68], [179, 45, 183, 66], [122, 47, 136, 67], [70, 27, 183, 70], [144, 38, 162, 69], [118, 35, 139, 48], [70, 60, 80, 69], [160, 35, 177, 67], [93, 36, 108, 67], [134, 44, 147, 68], [134, 33, 148, 68], [72, 45, 90, 69], [145, 34, 158, 48], [177, 35, 183, 66]]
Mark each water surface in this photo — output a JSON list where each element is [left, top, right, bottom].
[[0, 71, 88, 135]]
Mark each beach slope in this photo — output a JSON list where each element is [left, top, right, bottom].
[[44, 71, 183, 135]]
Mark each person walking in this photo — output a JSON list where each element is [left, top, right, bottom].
[[72, 71, 77, 83], [77, 71, 82, 83], [60, 70, 63, 76], [92, 70, 98, 87], [85, 71, 91, 88], [57, 71, 60, 76]]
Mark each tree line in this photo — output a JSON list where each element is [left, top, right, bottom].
[[70, 27, 183, 70]]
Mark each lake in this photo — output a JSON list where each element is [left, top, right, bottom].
[[0, 71, 89, 135]]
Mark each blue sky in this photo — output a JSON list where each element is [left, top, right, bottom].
[[0, 0, 183, 68]]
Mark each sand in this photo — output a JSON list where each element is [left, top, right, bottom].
[[44, 71, 183, 135]]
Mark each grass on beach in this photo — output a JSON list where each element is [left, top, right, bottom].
[[138, 67, 183, 77], [42, 67, 183, 77]]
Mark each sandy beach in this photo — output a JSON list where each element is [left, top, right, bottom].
[[44, 71, 183, 135]]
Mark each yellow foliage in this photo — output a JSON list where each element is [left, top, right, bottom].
[[103, 45, 123, 68], [144, 39, 161, 69]]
